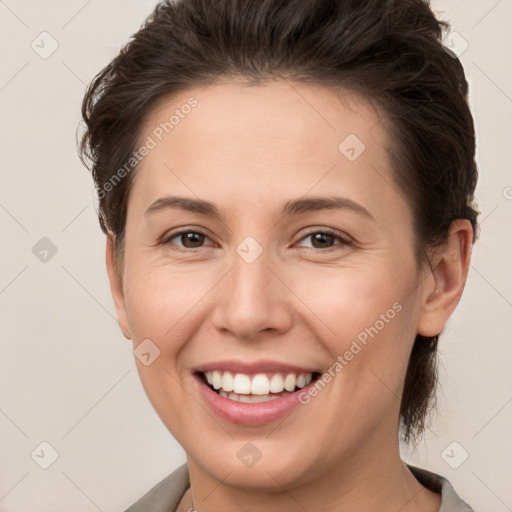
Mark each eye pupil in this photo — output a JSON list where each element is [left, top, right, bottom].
[[182, 232, 204, 248], [311, 232, 335, 248]]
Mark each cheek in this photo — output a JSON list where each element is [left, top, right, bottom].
[[284, 258, 419, 406], [121, 263, 213, 436], [123, 262, 217, 343], [284, 256, 416, 343]]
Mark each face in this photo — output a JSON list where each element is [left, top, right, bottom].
[[109, 80, 436, 490]]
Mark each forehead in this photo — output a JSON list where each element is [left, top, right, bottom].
[[130, 79, 403, 223], [140, 79, 386, 160]]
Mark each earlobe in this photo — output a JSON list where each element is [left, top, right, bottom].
[[105, 235, 132, 340], [417, 219, 473, 337]]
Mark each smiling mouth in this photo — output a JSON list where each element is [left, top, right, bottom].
[[197, 370, 321, 403]]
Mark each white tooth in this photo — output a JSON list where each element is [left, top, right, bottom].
[[205, 371, 213, 385], [224, 391, 293, 403], [249, 394, 273, 403], [212, 371, 222, 390], [222, 371, 234, 392], [218, 389, 228, 398], [233, 373, 251, 394], [296, 373, 306, 388], [305, 373, 312, 385], [269, 374, 284, 393], [284, 373, 297, 392], [251, 374, 270, 395]]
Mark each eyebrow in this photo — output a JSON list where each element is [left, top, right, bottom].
[[144, 195, 373, 220]]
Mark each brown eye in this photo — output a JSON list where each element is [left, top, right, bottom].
[[310, 232, 336, 249], [296, 229, 350, 250], [165, 230, 211, 250], [179, 232, 205, 248]]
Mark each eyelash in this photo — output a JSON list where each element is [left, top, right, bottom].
[[161, 228, 352, 253]]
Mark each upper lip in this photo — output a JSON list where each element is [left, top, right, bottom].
[[194, 359, 319, 375]]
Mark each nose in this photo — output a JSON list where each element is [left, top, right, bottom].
[[211, 247, 293, 341]]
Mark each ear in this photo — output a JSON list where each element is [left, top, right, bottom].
[[417, 219, 473, 337], [105, 235, 132, 339]]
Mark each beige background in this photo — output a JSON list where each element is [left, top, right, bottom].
[[0, 0, 511, 510]]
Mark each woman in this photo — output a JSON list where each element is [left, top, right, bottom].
[[79, 0, 479, 510]]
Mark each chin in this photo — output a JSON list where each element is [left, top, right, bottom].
[[189, 437, 327, 491]]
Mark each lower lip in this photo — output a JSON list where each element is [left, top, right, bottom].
[[194, 374, 314, 426]]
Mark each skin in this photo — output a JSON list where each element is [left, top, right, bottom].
[[105, 80, 472, 512]]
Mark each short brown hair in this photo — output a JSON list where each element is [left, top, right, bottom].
[[79, 0, 479, 443]]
